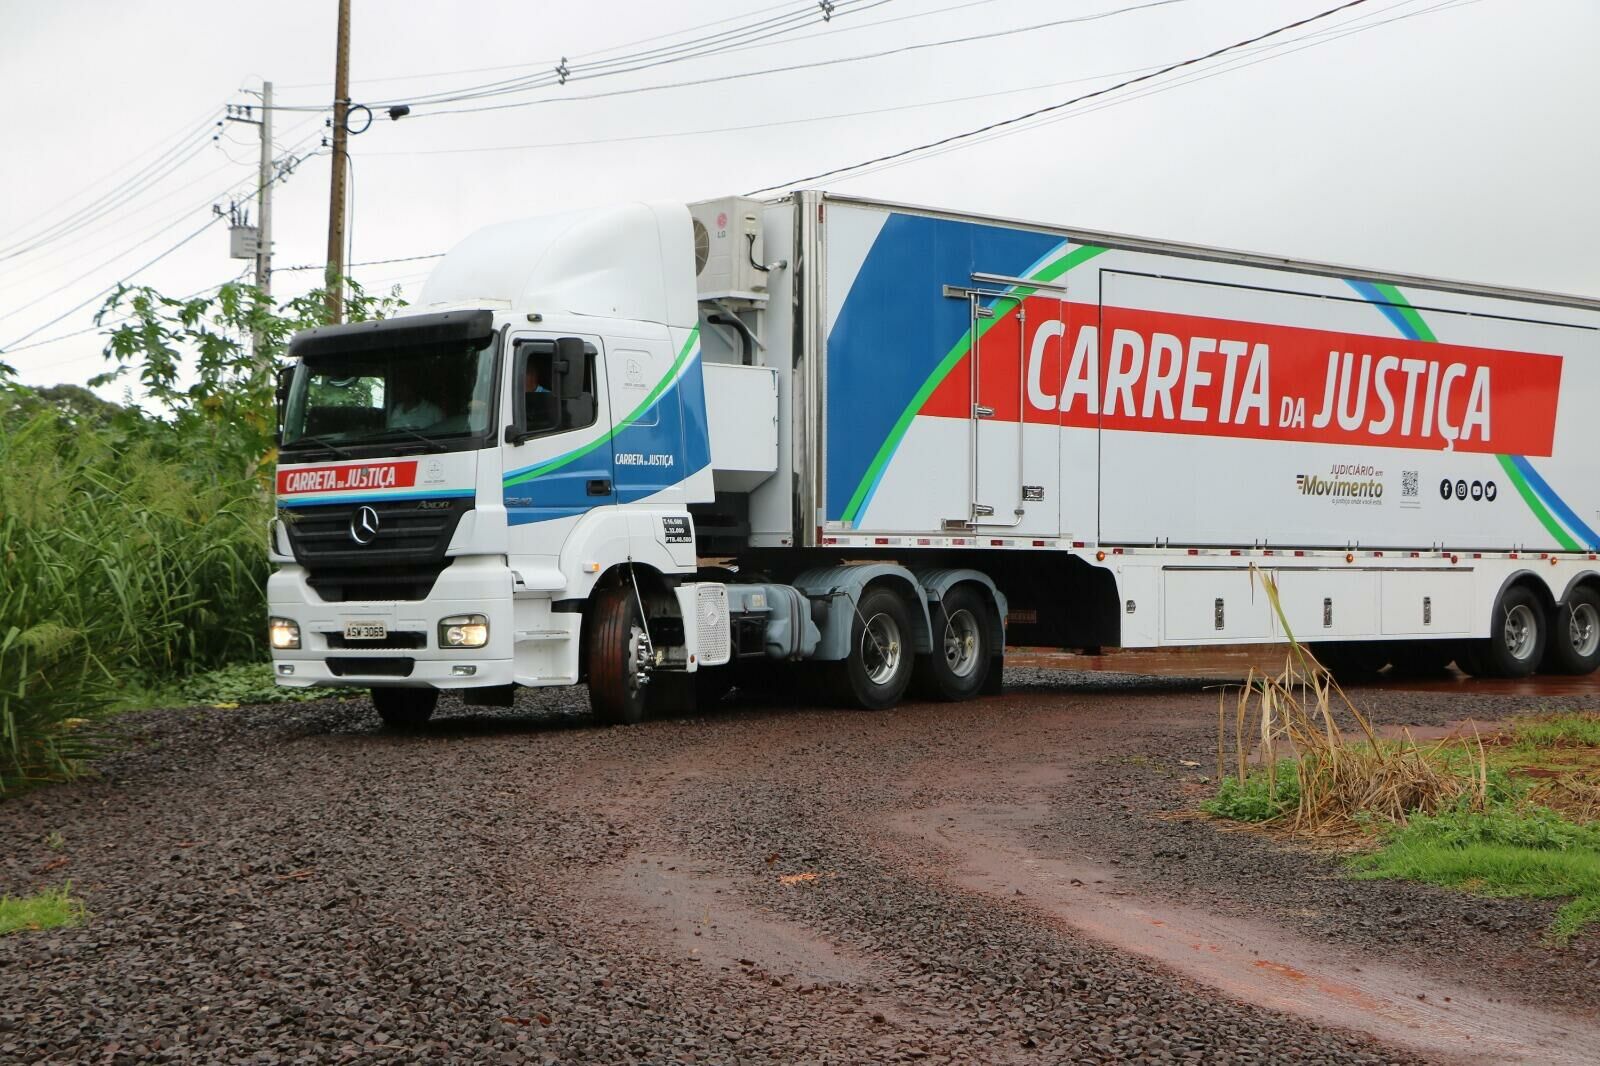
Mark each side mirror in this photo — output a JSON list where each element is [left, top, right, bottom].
[[273, 365, 294, 443], [555, 337, 585, 399]]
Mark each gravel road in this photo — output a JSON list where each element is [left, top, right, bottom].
[[2, 660, 1597, 1064]]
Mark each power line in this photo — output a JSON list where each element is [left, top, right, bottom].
[[267, 0, 888, 112], [824, 0, 1474, 185], [273, 0, 812, 89], [276, 253, 444, 272], [414, 0, 1190, 118], [0, 105, 224, 257], [745, 0, 1378, 194], [0, 144, 324, 353]]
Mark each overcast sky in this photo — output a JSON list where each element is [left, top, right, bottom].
[[2, 0, 1596, 394]]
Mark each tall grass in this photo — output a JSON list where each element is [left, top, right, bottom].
[[0, 412, 270, 793]]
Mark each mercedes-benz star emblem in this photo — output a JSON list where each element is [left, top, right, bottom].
[[349, 505, 381, 545]]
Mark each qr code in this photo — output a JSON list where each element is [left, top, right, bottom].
[[1402, 470, 1419, 498]]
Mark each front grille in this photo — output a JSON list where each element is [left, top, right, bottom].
[[326, 657, 415, 678], [281, 497, 473, 602], [322, 631, 427, 650], [281, 497, 473, 568]]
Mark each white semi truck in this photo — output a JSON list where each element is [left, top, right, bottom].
[[268, 193, 1600, 727]]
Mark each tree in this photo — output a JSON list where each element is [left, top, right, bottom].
[[90, 279, 404, 476]]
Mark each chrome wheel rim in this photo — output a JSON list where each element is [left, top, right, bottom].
[[1570, 603, 1600, 659], [860, 612, 903, 686], [1503, 603, 1538, 661], [628, 623, 650, 692], [942, 609, 982, 678]]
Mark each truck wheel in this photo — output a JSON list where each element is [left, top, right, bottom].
[[832, 585, 915, 710], [913, 587, 993, 701], [1545, 586, 1600, 675], [372, 687, 437, 730], [1471, 584, 1547, 679], [587, 586, 650, 725]]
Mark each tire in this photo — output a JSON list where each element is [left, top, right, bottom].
[[1308, 641, 1389, 681], [587, 586, 650, 725], [830, 585, 916, 710], [372, 687, 438, 730], [1545, 586, 1600, 676], [1471, 584, 1548, 679], [913, 587, 993, 701]]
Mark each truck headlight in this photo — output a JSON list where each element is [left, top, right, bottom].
[[269, 617, 301, 650], [439, 614, 489, 648]]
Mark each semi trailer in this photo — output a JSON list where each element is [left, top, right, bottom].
[[268, 192, 1600, 727]]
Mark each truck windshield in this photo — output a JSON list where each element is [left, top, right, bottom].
[[280, 341, 497, 457]]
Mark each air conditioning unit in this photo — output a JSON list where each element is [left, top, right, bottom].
[[688, 196, 768, 304]]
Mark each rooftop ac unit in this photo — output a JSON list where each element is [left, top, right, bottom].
[[688, 197, 768, 304]]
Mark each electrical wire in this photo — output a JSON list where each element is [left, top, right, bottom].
[[0, 128, 325, 322], [413, 0, 1190, 119], [0, 143, 324, 353], [273, 0, 812, 90], [264, 0, 890, 112], [745, 0, 1380, 194], [276, 253, 444, 272], [824, 0, 1474, 185], [0, 105, 223, 256]]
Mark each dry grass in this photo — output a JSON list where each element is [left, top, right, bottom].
[[1211, 567, 1490, 837]]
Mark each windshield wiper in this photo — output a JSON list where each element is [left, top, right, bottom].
[[282, 434, 356, 459], [365, 426, 450, 453]]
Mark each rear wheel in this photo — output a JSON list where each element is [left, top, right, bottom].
[[1545, 586, 1600, 676], [371, 687, 438, 730], [831, 586, 915, 710], [913, 587, 993, 701], [587, 586, 650, 725], [1461, 584, 1547, 679]]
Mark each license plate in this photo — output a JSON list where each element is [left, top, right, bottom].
[[343, 621, 388, 640]]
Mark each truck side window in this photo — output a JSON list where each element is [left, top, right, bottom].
[[521, 350, 597, 438]]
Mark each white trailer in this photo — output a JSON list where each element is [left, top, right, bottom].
[[267, 193, 1600, 726]]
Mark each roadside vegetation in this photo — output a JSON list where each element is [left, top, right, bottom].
[[0, 883, 86, 936], [1204, 569, 1600, 942], [0, 281, 398, 797]]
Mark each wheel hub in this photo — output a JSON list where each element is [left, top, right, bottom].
[[1571, 603, 1599, 659], [942, 609, 981, 678], [1503, 603, 1538, 661]]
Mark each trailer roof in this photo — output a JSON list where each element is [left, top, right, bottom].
[[800, 191, 1600, 316]]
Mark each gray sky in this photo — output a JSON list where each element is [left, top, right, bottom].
[[2, 0, 1596, 393]]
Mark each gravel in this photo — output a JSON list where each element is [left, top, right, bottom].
[[1, 666, 1592, 1063]]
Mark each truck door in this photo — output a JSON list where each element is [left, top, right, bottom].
[[502, 335, 616, 529], [967, 287, 1062, 537]]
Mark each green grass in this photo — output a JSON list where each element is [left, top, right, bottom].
[[1349, 808, 1600, 942], [1202, 760, 1301, 822], [1512, 713, 1600, 750], [0, 884, 86, 936], [115, 661, 360, 712], [0, 412, 272, 794]]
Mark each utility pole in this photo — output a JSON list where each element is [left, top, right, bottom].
[[324, 0, 351, 323], [224, 82, 275, 364], [256, 80, 274, 315]]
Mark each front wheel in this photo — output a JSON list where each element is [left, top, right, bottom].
[[1545, 586, 1600, 676], [831, 586, 915, 710], [913, 587, 993, 701], [587, 586, 650, 725], [372, 687, 438, 730]]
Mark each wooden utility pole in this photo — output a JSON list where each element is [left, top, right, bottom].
[[324, 0, 351, 323], [256, 80, 274, 307]]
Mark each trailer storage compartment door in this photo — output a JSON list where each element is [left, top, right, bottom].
[[1096, 271, 1594, 552]]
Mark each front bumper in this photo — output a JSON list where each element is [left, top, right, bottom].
[[268, 556, 517, 689]]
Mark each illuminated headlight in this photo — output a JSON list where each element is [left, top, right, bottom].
[[268, 617, 301, 650], [439, 614, 489, 648]]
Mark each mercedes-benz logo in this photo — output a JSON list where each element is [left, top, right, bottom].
[[349, 505, 380, 545]]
